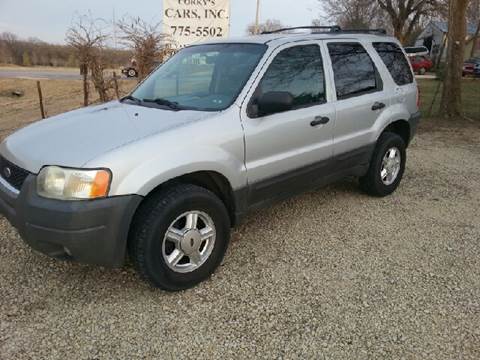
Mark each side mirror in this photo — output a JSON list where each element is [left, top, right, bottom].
[[256, 91, 294, 116]]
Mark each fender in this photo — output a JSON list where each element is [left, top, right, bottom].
[[368, 102, 411, 145], [112, 146, 246, 196], [83, 109, 247, 197]]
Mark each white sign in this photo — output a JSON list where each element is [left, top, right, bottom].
[[163, 0, 230, 48]]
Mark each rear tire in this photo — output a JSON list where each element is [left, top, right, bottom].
[[360, 132, 406, 197], [128, 184, 231, 291]]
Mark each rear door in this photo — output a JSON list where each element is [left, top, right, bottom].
[[240, 42, 335, 205], [324, 40, 389, 166], [372, 42, 417, 114]]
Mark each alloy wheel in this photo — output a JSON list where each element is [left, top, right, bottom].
[[380, 147, 401, 186], [162, 211, 216, 273]]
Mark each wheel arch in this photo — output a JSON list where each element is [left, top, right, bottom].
[[135, 170, 239, 228], [380, 119, 411, 147]]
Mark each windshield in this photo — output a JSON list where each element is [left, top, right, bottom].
[[131, 43, 267, 111]]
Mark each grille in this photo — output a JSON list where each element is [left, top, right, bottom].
[[0, 156, 30, 191]]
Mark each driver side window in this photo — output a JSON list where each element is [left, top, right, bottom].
[[249, 44, 326, 117]]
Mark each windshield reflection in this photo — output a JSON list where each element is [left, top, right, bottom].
[[132, 43, 267, 111]]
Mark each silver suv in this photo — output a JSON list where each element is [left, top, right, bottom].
[[0, 27, 420, 290]]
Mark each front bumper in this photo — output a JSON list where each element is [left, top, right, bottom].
[[0, 174, 142, 267]]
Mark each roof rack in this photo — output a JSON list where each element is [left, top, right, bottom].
[[261, 26, 387, 35], [262, 26, 341, 34], [339, 29, 387, 35]]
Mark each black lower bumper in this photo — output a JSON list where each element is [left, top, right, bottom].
[[0, 175, 142, 267]]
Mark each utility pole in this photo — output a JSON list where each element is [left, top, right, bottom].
[[255, 0, 261, 34]]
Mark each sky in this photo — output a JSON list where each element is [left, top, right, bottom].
[[0, 0, 322, 44]]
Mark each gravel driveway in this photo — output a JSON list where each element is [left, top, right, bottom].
[[1, 121, 479, 359]]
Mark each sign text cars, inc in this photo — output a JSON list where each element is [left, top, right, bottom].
[[163, 0, 230, 48]]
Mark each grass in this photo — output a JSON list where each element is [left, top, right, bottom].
[[417, 78, 480, 121]]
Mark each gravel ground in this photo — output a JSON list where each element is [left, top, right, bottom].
[[0, 121, 479, 359]]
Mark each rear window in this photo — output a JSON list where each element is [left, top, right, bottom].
[[373, 42, 413, 86], [327, 42, 381, 100]]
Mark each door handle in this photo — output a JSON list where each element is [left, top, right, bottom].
[[372, 102, 386, 111], [310, 116, 330, 127]]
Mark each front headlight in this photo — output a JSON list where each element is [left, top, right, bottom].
[[37, 166, 111, 200]]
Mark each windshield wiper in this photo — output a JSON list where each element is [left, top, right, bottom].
[[120, 95, 142, 104], [143, 98, 182, 111]]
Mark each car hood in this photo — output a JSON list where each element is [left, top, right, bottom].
[[0, 101, 215, 173]]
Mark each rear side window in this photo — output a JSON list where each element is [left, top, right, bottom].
[[327, 43, 380, 100], [258, 44, 326, 109], [373, 42, 413, 86]]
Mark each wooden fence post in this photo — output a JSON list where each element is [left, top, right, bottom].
[[112, 71, 120, 99], [81, 64, 89, 106], [36, 81, 46, 119]]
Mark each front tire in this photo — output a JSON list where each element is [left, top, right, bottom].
[[128, 184, 231, 291], [360, 132, 406, 197]]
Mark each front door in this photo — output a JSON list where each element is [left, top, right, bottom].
[[240, 42, 335, 206]]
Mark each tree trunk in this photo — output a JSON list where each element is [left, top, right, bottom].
[[440, 0, 469, 118], [391, 16, 406, 44], [394, 27, 406, 44]]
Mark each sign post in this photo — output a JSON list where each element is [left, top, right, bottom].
[[163, 0, 231, 48]]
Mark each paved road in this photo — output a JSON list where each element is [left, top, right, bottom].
[[0, 69, 133, 81], [0, 68, 83, 80]]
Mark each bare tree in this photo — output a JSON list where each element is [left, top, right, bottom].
[[376, 0, 440, 44], [320, 0, 386, 30], [471, 20, 480, 58], [440, 0, 469, 118], [467, 0, 480, 24], [247, 19, 285, 35], [118, 17, 172, 81], [66, 14, 110, 106], [0, 32, 131, 68], [469, 0, 480, 58], [0, 32, 22, 64]]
